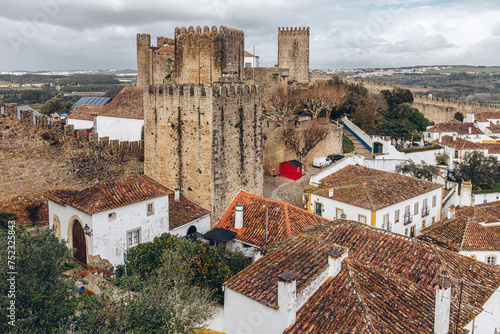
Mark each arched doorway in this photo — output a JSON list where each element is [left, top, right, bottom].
[[187, 226, 197, 236], [72, 221, 87, 265]]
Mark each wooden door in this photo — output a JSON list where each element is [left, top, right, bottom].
[[73, 221, 87, 265]]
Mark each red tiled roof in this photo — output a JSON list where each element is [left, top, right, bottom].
[[427, 122, 483, 135], [489, 225, 500, 236], [224, 235, 347, 309], [100, 87, 144, 120], [440, 135, 500, 153], [310, 165, 442, 211], [417, 217, 500, 252], [45, 175, 172, 214], [66, 105, 106, 121], [168, 194, 210, 230], [154, 45, 175, 55], [227, 220, 500, 333], [473, 111, 500, 122], [487, 123, 500, 134], [214, 190, 331, 247], [244, 50, 258, 57]]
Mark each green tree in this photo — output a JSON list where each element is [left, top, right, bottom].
[[454, 112, 464, 122], [457, 151, 500, 190], [380, 120, 413, 142], [0, 229, 77, 332], [395, 161, 439, 180], [409, 109, 430, 132], [0, 212, 16, 230], [40, 98, 72, 115], [381, 87, 414, 112]]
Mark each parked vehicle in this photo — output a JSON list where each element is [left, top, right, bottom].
[[327, 154, 344, 162], [313, 156, 331, 168]]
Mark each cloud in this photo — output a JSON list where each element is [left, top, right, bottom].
[[0, 0, 499, 71]]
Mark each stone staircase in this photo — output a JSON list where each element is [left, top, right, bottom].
[[343, 128, 373, 159]]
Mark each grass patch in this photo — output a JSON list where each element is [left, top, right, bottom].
[[473, 182, 500, 194]]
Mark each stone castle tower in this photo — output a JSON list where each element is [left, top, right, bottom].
[[277, 27, 310, 84], [141, 26, 263, 225]]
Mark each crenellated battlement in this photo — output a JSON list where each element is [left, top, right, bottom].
[[278, 27, 310, 34], [147, 83, 259, 98], [413, 94, 500, 110]]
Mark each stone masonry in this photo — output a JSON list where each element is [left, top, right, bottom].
[[278, 27, 310, 84], [141, 26, 263, 225]]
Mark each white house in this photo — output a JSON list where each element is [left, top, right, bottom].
[[45, 175, 210, 268], [424, 121, 490, 143], [244, 50, 259, 68], [203, 190, 330, 261], [95, 86, 144, 142], [66, 104, 106, 130], [306, 165, 443, 237], [439, 135, 500, 170], [223, 220, 500, 334]]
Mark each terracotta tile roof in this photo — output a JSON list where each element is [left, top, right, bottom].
[[456, 201, 500, 225], [300, 221, 500, 329], [440, 135, 500, 153], [310, 165, 442, 211], [227, 220, 500, 333], [417, 216, 500, 252], [244, 50, 258, 57], [154, 45, 175, 55], [286, 260, 447, 334], [66, 105, 106, 121], [45, 176, 172, 214], [100, 87, 144, 120], [489, 225, 500, 236], [473, 111, 500, 122], [224, 235, 347, 309], [427, 122, 483, 135], [214, 190, 331, 247], [168, 194, 210, 230], [487, 123, 500, 134]]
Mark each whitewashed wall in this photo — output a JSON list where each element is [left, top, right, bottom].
[[309, 194, 371, 223], [96, 116, 144, 142], [464, 288, 500, 334], [459, 251, 500, 265], [67, 118, 93, 130], [170, 214, 211, 237]]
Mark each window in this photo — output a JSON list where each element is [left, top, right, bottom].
[[486, 255, 497, 265], [432, 216, 435, 225], [127, 229, 141, 249], [432, 195, 437, 207], [358, 215, 367, 224], [244, 62, 252, 68], [405, 228, 408, 236], [455, 150, 459, 159], [336, 208, 344, 219], [297, 167, 300, 173], [422, 220, 426, 229], [394, 209, 400, 223], [383, 214, 390, 231], [147, 202, 155, 216], [410, 225, 415, 238], [414, 202, 419, 215], [108, 212, 116, 220], [315, 202, 322, 216], [422, 199, 429, 217]]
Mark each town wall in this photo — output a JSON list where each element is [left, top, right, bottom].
[[243, 67, 289, 92], [143, 84, 262, 224], [0, 103, 144, 224], [278, 27, 309, 84]]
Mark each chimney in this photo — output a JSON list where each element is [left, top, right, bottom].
[[447, 206, 455, 219], [328, 249, 348, 278], [174, 186, 180, 202], [277, 271, 297, 327], [434, 277, 452, 334], [452, 133, 457, 141], [329, 189, 334, 197], [235, 200, 243, 229], [468, 127, 472, 134]]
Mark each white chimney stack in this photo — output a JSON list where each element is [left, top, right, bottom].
[[447, 206, 456, 219], [434, 277, 452, 334], [235, 200, 243, 229], [329, 189, 334, 197], [174, 186, 180, 202], [468, 127, 472, 134], [452, 133, 457, 141], [277, 271, 297, 327], [328, 249, 348, 278]]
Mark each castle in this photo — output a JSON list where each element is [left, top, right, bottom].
[[138, 26, 263, 224]]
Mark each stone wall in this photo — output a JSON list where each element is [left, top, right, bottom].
[[263, 122, 343, 175], [278, 27, 309, 84], [0, 104, 144, 225], [143, 84, 262, 225], [243, 67, 289, 92]]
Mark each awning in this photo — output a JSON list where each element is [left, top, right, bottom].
[[203, 228, 237, 243]]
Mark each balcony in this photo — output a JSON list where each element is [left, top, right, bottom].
[[422, 206, 430, 217], [404, 215, 413, 226]]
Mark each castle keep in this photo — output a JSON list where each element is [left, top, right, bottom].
[[277, 27, 310, 84], [140, 26, 263, 224]]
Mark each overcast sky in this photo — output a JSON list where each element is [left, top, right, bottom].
[[1, 0, 499, 71]]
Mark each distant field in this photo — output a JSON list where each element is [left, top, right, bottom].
[[428, 66, 500, 74]]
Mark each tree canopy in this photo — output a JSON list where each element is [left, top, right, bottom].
[[456, 151, 500, 190], [395, 160, 439, 180]]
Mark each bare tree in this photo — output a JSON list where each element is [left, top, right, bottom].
[[296, 84, 349, 119], [282, 119, 329, 162], [266, 85, 299, 122]]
